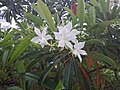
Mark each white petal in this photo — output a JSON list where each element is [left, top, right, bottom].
[[72, 49, 78, 56], [42, 27, 47, 36], [34, 27, 42, 36], [74, 42, 85, 50], [79, 50, 87, 55], [66, 35, 76, 42], [71, 29, 80, 35], [40, 43, 45, 48], [45, 35, 52, 40], [65, 22, 72, 31], [31, 37, 40, 43], [58, 40, 65, 48], [58, 26, 66, 34], [39, 38, 48, 48], [71, 38, 78, 44], [41, 38, 48, 44], [54, 32, 62, 40], [58, 26, 64, 32], [78, 42, 85, 49], [74, 41, 80, 49], [77, 54, 82, 62], [65, 41, 73, 49], [118, 72, 120, 76], [60, 28, 67, 37]]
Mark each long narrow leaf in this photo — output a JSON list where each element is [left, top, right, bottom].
[[90, 51, 118, 68], [38, 53, 67, 85], [25, 13, 43, 27], [8, 37, 30, 66], [63, 59, 74, 90], [77, 0, 85, 26], [32, 0, 56, 31]]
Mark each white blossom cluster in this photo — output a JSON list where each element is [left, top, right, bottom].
[[31, 22, 87, 62]]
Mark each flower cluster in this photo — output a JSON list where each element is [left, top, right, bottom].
[[31, 22, 87, 62], [31, 27, 52, 48]]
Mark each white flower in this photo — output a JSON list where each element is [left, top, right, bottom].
[[72, 41, 87, 62], [54, 22, 80, 49], [31, 27, 52, 48], [118, 72, 120, 76]]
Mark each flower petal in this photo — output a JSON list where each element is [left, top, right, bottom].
[[65, 22, 72, 31], [34, 27, 42, 36], [39, 38, 48, 48], [59, 28, 67, 37], [71, 29, 80, 35], [79, 50, 87, 55], [71, 38, 78, 43], [42, 27, 47, 36], [45, 35, 52, 40], [74, 42, 85, 50], [72, 49, 78, 56], [58, 40, 65, 48], [78, 42, 85, 49], [77, 54, 82, 62], [31, 36, 40, 43], [66, 35, 77, 42], [54, 32, 62, 40], [40, 43, 45, 48], [66, 41, 73, 49]]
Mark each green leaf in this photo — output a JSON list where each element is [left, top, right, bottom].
[[25, 73, 39, 81], [32, 0, 56, 31], [89, 6, 96, 24], [98, 20, 115, 27], [64, 7, 76, 18], [18, 22, 28, 31], [63, 59, 74, 90], [77, 0, 85, 26], [0, 70, 5, 79], [25, 13, 43, 27], [38, 53, 67, 85], [8, 37, 30, 66], [73, 58, 86, 90], [92, 20, 116, 29], [111, 6, 118, 19], [38, 62, 57, 85], [90, 0, 100, 7], [86, 39, 104, 45], [25, 73, 58, 89], [7, 86, 23, 90], [55, 82, 64, 90], [90, 51, 118, 68], [99, 0, 109, 13], [21, 50, 51, 70], [2, 31, 14, 42], [43, 77, 58, 89], [16, 60, 25, 73], [63, 7, 77, 25], [84, 14, 91, 27], [2, 50, 9, 68]]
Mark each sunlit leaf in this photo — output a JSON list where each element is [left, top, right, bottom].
[[8, 37, 30, 66], [25, 13, 43, 27], [77, 0, 85, 26], [16, 60, 25, 73], [55, 82, 64, 90], [32, 0, 56, 31]]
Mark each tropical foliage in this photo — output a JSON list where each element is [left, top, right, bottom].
[[0, 0, 120, 90]]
